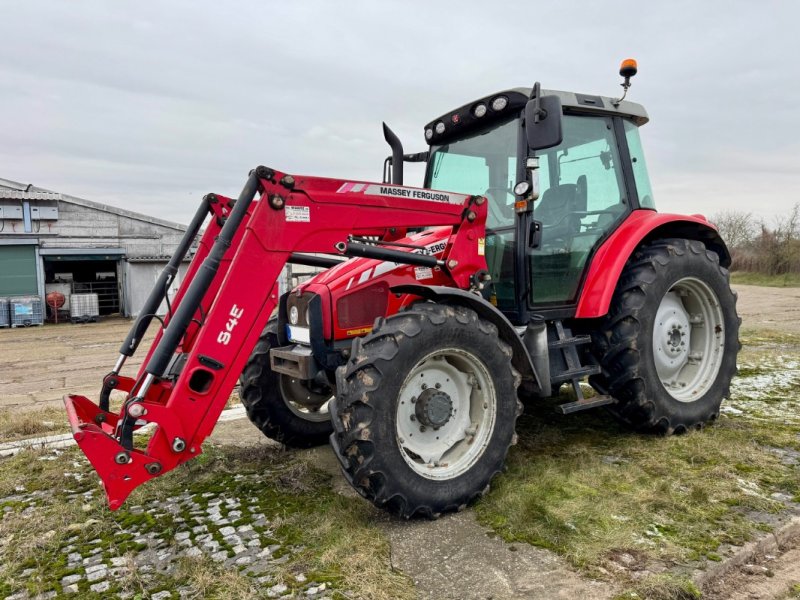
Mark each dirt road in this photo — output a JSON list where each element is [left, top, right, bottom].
[[734, 284, 800, 334], [0, 319, 155, 410]]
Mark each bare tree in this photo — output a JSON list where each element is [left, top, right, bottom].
[[711, 210, 756, 250]]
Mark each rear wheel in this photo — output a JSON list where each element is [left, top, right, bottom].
[[590, 238, 740, 433], [330, 303, 521, 518], [239, 321, 333, 448]]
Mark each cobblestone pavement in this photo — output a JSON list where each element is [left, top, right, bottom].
[[0, 445, 348, 599]]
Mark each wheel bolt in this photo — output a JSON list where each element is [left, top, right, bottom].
[[410, 415, 416, 422], [419, 426, 426, 432], [435, 383, 441, 389], [421, 383, 428, 390]]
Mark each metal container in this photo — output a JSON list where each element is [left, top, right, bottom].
[[0, 298, 9, 328], [70, 293, 100, 323], [9, 296, 44, 327]]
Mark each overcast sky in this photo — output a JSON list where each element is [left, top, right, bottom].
[[1, 1, 797, 225]]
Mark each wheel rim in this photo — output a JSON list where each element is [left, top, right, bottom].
[[395, 348, 497, 480], [652, 276, 725, 402], [278, 376, 332, 423]]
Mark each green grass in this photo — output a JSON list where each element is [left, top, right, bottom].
[[731, 271, 800, 287], [475, 336, 800, 583], [0, 406, 73, 441], [613, 574, 702, 600], [0, 444, 414, 600]]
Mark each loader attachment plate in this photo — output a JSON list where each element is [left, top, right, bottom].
[[64, 394, 181, 510]]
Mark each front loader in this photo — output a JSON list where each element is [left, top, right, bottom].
[[65, 61, 740, 517]]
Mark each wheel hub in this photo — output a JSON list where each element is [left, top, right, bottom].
[[653, 292, 691, 381], [395, 349, 496, 480], [415, 388, 453, 429], [652, 278, 726, 402]]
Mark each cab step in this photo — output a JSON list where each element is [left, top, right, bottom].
[[548, 320, 615, 414], [557, 394, 616, 414]]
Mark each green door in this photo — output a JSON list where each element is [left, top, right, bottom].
[[0, 245, 38, 296]]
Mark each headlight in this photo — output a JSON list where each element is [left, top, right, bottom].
[[435, 121, 445, 135], [425, 128, 433, 140], [473, 103, 487, 118], [491, 95, 508, 111], [514, 181, 531, 196], [289, 305, 299, 325]]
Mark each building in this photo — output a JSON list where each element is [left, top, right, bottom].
[[0, 177, 191, 318]]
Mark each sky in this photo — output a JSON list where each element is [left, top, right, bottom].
[[0, 1, 798, 225]]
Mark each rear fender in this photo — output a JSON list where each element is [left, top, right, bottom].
[[392, 285, 541, 393], [575, 211, 731, 319]]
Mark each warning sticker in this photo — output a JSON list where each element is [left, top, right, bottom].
[[414, 266, 433, 280], [335, 181, 468, 206], [285, 206, 310, 222], [478, 237, 485, 256]]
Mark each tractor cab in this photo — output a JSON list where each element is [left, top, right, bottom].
[[421, 86, 654, 323]]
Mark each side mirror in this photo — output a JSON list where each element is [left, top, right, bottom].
[[524, 95, 563, 151]]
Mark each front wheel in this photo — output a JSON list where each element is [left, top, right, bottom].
[[330, 303, 521, 518], [239, 321, 333, 448], [590, 238, 740, 434]]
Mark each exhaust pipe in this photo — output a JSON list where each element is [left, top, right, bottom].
[[382, 122, 404, 185]]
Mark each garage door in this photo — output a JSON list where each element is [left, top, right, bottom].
[[0, 245, 38, 296]]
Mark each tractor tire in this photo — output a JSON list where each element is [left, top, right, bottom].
[[329, 303, 522, 518], [590, 238, 740, 434], [239, 320, 333, 448]]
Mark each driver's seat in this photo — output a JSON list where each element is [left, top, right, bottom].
[[535, 175, 587, 245]]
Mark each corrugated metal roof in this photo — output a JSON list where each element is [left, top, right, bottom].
[[0, 190, 62, 201]]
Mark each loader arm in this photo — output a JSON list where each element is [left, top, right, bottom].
[[65, 167, 489, 510]]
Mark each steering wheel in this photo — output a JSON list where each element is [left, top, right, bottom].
[[484, 188, 516, 227]]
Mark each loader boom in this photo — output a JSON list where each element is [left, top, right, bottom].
[[65, 167, 489, 509]]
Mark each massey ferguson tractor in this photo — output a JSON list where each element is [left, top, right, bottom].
[[65, 61, 739, 518]]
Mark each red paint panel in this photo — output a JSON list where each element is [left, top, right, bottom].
[[575, 211, 717, 318]]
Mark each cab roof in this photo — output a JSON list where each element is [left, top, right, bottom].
[[424, 87, 648, 146]]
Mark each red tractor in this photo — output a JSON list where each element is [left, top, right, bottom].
[[65, 61, 739, 518]]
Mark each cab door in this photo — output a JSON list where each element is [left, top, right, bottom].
[[529, 114, 632, 306]]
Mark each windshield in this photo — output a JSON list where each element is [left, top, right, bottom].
[[425, 117, 520, 230]]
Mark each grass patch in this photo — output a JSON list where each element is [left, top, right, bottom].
[[0, 444, 413, 599], [475, 392, 800, 577], [613, 574, 701, 600], [739, 328, 800, 348], [0, 393, 241, 445], [0, 406, 72, 441], [731, 271, 800, 287]]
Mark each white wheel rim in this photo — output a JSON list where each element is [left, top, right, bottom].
[[395, 348, 497, 480], [652, 276, 725, 402], [278, 376, 332, 423]]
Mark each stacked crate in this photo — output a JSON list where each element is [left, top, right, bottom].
[[70, 293, 100, 323], [9, 296, 44, 327], [0, 298, 9, 328]]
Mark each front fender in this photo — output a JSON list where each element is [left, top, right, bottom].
[[392, 285, 542, 393], [575, 210, 730, 319]]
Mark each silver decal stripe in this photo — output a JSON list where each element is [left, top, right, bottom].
[[363, 184, 467, 205], [334, 181, 467, 205]]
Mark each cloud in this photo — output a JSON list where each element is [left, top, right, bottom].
[[0, 0, 797, 223]]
